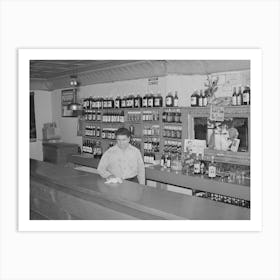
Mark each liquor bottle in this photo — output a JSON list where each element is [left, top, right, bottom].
[[200, 154, 205, 175], [237, 86, 242, 106], [115, 96, 121, 108], [165, 92, 174, 107], [121, 96, 127, 108], [203, 90, 208, 107], [154, 93, 163, 107], [134, 94, 142, 108], [231, 87, 237, 106], [160, 154, 165, 167], [191, 91, 198, 107], [142, 94, 147, 107], [193, 153, 201, 174], [198, 90, 203, 107], [208, 156, 216, 178], [166, 153, 171, 168], [242, 85, 250, 105], [174, 91, 179, 107], [148, 94, 154, 107], [120, 110, 125, 123]]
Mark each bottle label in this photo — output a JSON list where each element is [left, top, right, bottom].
[[243, 93, 249, 103], [198, 98, 203, 107], [191, 97, 197, 105], [194, 163, 200, 173], [148, 99, 153, 107], [135, 99, 139, 107], [208, 166, 216, 178], [203, 98, 208, 106], [174, 99, 178, 107], [143, 99, 147, 107], [232, 96, 237, 106], [166, 97, 172, 106]]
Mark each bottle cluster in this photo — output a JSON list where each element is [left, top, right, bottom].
[[82, 140, 103, 158], [231, 86, 250, 106], [165, 91, 179, 107], [101, 128, 118, 139], [84, 110, 102, 121], [142, 111, 160, 122], [102, 111, 125, 123], [84, 125, 101, 137], [142, 125, 160, 136], [162, 109, 181, 123], [183, 152, 217, 179], [127, 111, 141, 122], [190, 90, 208, 107], [143, 137, 160, 153], [163, 126, 182, 139]]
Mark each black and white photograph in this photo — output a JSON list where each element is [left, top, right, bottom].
[[24, 50, 260, 226]]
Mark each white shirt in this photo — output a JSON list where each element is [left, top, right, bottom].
[[97, 144, 145, 185]]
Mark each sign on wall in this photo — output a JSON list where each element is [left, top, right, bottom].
[[61, 89, 77, 117]]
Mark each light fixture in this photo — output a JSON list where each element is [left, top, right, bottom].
[[67, 74, 83, 112]]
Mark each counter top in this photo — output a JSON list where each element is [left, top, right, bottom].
[[30, 159, 250, 220], [68, 154, 250, 201]]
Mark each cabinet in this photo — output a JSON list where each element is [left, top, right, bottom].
[[43, 142, 79, 164]]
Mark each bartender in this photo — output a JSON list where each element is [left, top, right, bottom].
[[97, 127, 145, 185]]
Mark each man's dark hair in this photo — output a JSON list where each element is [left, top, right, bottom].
[[115, 127, 131, 138]]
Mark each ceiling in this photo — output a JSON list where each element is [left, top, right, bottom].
[[30, 60, 141, 79]]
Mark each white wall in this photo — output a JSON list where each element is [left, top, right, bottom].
[[30, 90, 53, 161], [51, 69, 250, 148]]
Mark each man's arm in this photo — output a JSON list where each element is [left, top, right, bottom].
[[136, 150, 145, 185], [97, 151, 112, 179]]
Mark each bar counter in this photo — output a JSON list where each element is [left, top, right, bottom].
[[30, 159, 250, 220], [68, 154, 250, 201]]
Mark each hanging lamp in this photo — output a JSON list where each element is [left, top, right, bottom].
[[67, 74, 83, 111]]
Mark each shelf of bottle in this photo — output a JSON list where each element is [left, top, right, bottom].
[[84, 120, 102, 123], [126, 121, 142, 124], [142, 120, 161, 123], [163, 137, 182, 140], [143, 151, 161, 153], [143, 134, 161, 137], [162, 122, 182, 125]]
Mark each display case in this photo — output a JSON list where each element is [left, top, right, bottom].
[[186, 105, 250, 166]]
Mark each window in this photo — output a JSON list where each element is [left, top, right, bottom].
[[30, 92, 36, 141]]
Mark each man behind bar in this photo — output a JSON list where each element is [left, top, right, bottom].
[[97, 127, 145, 185]]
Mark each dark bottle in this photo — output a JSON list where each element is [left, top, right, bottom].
[[148, 94, 154, 107], [237, 86, 242, 106], [134, 94, 142, 108], [203, 90, 208, 107], [242, 86, 250, 105], [166, 153, 171, 168], [142, 94, 148, 108], [98, 97, 103, 109], [162, 111, 167, 123], [120, 111, 125, 123], [231, 87, 237, 106], [198, 90, 203, 107], [208, 156, 216, 178], [121, 96, 127, 108], [160, 154, 165, 167], [115, 96, 121, 108], [173, 91, 179, 107], [83, 98, 88, 109], [154, 93, 163, 107], [191, 91, 199, 107], [165, 92, 174, 107]]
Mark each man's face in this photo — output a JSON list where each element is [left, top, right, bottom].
[[116, 134, 130, 150]]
